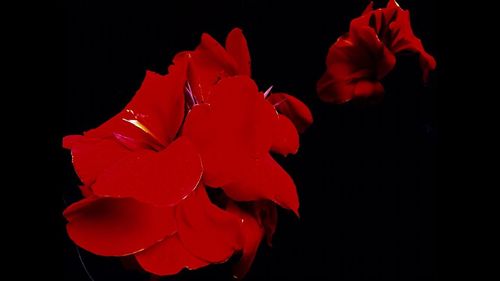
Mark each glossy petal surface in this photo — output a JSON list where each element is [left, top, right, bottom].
[[267, 93, 313, 133], [271, 114, 299, 156], [176, 186, 243, 262], [225, 28, 251, 76], [92, 137, 202, 206], [135, 235, 208, 276], [226, 202, 263, 279], [85, 66, 187, 147], [64, 197, 176, 256], [63, 135, 131, 186]]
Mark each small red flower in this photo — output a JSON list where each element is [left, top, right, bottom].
[[63, 28, 312, 278], [317, 0, 436, 103]]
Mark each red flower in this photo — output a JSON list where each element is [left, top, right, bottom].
[[317, 0, 436, 103], [63, 28, 312, 278]]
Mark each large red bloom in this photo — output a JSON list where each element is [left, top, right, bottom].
[[63, 28, 312, 278], [317, 0, 436, 103]]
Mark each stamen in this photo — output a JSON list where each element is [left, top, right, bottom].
[[122, 118, 164, 147], [185, 81, 198, 109], [263, 85, 274, 98]]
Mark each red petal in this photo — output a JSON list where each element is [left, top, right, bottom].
[[271, 114, 299, 156], [267, 93, 313, 133], [365, 0, 435, 82], [375, 47, 397, 80], [328, 32, 373, 77], [187, 33, 239, 102], [354, 80, 384, 98], [386, 10, 436, 81], [182, 103, 233, 186], [317, 65, 356, 104], [225, 155, 299, 216], [120, 256, 143, 272], [226, 202, 264, 279], [176, 186, 243, 263], [79, 185, 93, 197], [84, 63, 187, 147], [387, 0, 400, 9], [207, 76, 275, 154], [181, 103, 212, 147], [92, 137, 202, 206], [349, 24, 396, 80], [197, 33, 239, 74], [362, 1, 374, 16], [317, 36, 367, 103], [126, 69, 186, 145], [64, 197, 176, 256], [253, 201, 278, 246], [135, 235, 208, 276], [225, 28, 251, 76], [63, 135, 132, 186], [183, 76, 275, 188]]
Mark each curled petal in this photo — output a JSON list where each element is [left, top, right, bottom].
[[224, 155, 299, 216], [92, 137, 202, 206], [186, 33, 240, 101], [387, 0, 400, 9], [271, 114, 299, 156], [124, 69, 186, 145], [386, 10, 436, 81], [63, 135, 132, 186], [182, 29, 254, 102], [135, 235, 208, 276], [253, 201, 278, 246], [362, 1, 374, 15], [349, 24, 396, 80], [267, 93, 313, 133], [366, 0, 435, 81], [197, 33, 239, 74], [353, 80, 384, 98], [225, 28, 251, 76], [79, 185, 93, 198], [64, 197, 176, 256], [317, 69, 355, 104], [176, 186, 243, 262], [226, 202, 263, 279], [85, 65, 187, 147]]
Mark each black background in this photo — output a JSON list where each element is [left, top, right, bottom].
[[63, 0, 437, 280]]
